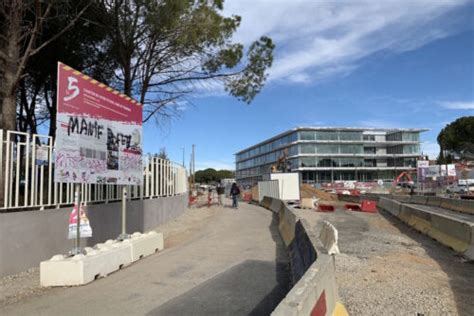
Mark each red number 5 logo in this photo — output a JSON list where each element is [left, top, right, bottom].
[[64, 76, 80, 101]]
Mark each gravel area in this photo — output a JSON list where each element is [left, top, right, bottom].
[[0, 206, 219, 308], [294, 207, 474, 316]]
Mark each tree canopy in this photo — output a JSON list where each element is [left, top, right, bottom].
[[0, 0, 275, 135], [437, 116, 474, 162], [195, 168, 234, 183]]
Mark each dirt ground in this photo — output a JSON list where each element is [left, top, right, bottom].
[[0, 206, 219, 308], [295, 206, 474, 316]]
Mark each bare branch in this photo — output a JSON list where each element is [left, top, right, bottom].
[[143, 96, 181, 123], [28, 1, 93, 57]]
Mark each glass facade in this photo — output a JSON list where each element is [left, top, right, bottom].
[[297, 157, 364, 168], [386, 132, 419, 142], [387, 144, 420, 154], [298, 130, 361, 141], [298, 144, 363, 154], [236, 132, 298, 162], [235, 128, 424, 184]]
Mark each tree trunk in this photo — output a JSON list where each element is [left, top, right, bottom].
[[49, 105, 56, 138], [0, 4, 21, 208]]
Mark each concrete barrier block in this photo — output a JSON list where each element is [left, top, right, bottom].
[[272, 255, 344, 316], [300, 198, 316, 209], [278, 206, 298, 247], [127, 231, 164, 262], [40, 240, 132, 286], [319, 221, 339, 255], [260, 196, 272, 209], [430, 216, 472, 250], [426, 196, 442, 207], [440, 198, 474, 215], [392, 195, 411, 203], [379, 197, 401, 216], [409, 195, 428, 205]]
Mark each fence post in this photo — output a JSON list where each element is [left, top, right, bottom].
[[0, 129, 3, 209], [0, 130, 186, 210]]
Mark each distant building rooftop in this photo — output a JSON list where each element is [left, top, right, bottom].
[[235, 126, 429, 155]]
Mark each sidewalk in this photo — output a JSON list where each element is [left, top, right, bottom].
[[1, 200, 290, 315]]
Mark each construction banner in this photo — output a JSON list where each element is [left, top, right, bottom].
[[55, 62, 143, 185]]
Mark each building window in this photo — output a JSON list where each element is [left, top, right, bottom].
[[299, 131, 315, 140], [402, 132, 419, 142], [315, 131, 338, 140], [363, 135, 375, 141], [340, 144, 363, 154], [339, 131, 362, 141], [386, 132, 402, 141], [364, 147, 376, 154], [339, 158, 363, 167], [364, 159, 376, 167]]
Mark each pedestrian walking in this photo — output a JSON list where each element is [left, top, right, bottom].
[[216, 182, 225, 206], [230, 182, 240, 209]]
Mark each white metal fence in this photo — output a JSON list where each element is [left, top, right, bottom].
[[0, 130, 187, 210], [257, 180, 280, 202]]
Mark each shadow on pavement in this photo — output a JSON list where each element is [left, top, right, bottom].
[[147, 260, 289, 316], [379, 210, 474, 316], [147, 209, 291, 316]]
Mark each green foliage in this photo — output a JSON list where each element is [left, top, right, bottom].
[[13, 1, 117, 135], [98, 0, 275, 122], [5, 0, 275, 132], [157, 147, 169, 160], [225, 36, 275, 103], [195, 168, 234, 183], [437, 116, 474, 163]]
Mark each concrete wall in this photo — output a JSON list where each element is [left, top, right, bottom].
[[0, 194, 187, 277], [379, 197, 474, 260], [261, 197, 348, 316]]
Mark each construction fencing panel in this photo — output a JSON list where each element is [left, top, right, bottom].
[[0, 130, 187, 211], [258, 180, 280, 202]]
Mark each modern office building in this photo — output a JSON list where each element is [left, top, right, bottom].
[[235, 127, 428, 185]]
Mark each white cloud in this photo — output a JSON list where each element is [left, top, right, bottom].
[[225, 0, 470, 83], [421, 141, 440, 160], [287, 73, 311, 84], [196, 160, 235, 171], [439, 101, 474, 110], [355, 119, 401, 129]]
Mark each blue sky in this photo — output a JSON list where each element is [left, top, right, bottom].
[[144, 0, 474, 170]]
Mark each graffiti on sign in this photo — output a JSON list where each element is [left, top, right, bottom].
[[55, 62, 143, 185]]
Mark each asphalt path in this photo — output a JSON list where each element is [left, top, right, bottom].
[[2, 201, 290, 316]]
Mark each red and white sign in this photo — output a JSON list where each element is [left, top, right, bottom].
[[55, 62, 143, 185], [68, 205, 93, 239]]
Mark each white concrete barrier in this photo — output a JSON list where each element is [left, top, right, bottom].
[[127, 231, 164, 261], [40, 232, 164, 286], [379, 198, 474, 260], [41, 240, 132, 286], [262, 197, 348, 316], [272, 255, 347, 316], [319, 221, 340, 255]]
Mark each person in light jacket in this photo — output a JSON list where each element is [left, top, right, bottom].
[[216, 182, 225, 206], [230, 183, 240, 209]]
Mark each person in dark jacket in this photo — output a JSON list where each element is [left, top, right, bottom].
[[230, 183, 240, 209]]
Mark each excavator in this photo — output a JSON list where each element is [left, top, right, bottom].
[[271, 149, 291, 173], [392, 170, 417, 191]]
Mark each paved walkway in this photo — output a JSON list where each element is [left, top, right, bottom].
[[2, 201, 290, 315]]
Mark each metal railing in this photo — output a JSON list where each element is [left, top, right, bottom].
[[0, 130, 187, 211]]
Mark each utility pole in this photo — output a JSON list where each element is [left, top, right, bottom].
[[192, 144, 195, 185], [181, 147, 185, 167]]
